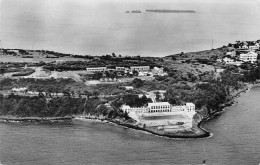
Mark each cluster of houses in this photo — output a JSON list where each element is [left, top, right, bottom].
[[86, 66, 168, 77], [221, 41, 260, 66]]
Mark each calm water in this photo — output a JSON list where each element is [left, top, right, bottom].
[[0, 87, 260, 165], [0, 0, 260, 56]]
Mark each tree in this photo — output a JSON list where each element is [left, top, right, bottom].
[[0, 67, 5, 75], [154, 91, 161, 101], [132, 78, 143, 88], [93, 91, 100, 98], [84, 90, 92, 99], [133, 70, 139, 76]]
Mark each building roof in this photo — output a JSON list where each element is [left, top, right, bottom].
[[130, 66, 149, 68], [148, 102, 170, 106], [122, 105, 131, 109], [186, 103, 195, 107]]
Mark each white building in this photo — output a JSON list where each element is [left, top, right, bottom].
[[115, 67, 125, 71], [239, 52, 258, 63], [86, 67, 107, 72], [6, 50, 19, 54], [249, 43, 259, 51], [11, 87, 27, 92], [226, 51, 236, 57], [123, 86, 134, 90], [223, 57, 242, 66], [130, 66, 150, 72], [241, 45, 249, 49], [121, 102, 196, 129], [223, 57, 234, 64]]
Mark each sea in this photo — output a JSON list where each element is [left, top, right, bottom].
[[0, 0, 260, 57], [0, 1, 260, 164], [0, 87, 260, 164]]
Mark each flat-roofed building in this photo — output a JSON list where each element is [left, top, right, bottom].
[[130, 66, 150, 72], [116, 67, 125, 71], [86, 67, 107, 72], [240, 52, 258, 63], [147, 102, 171, 113], [121, 102, 196, 129]]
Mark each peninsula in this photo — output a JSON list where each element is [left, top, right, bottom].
[[0, 39, 259, 138]]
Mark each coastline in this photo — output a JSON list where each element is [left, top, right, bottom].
[[0, 84, 254, 139], [74, 114, 211, 139], [200, 83, 252, 128], [0, 116, 73, 122]]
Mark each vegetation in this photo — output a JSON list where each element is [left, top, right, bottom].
[[0, 94, 129, 120], [112, 94, 152, 108], [12, 68, 35, 77]]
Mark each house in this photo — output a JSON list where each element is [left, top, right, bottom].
[[223, 57, 242, 66], [241, 45, 249, 49], [239, 52, 258, 63], [249, 43, 259, 51], [223, 57, 234, 64], [152, 67, 167, 76]]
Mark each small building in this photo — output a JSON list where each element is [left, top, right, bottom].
[[130, 66, 150, 72], [223, 57, 234, 64], [240, 52, 258, 63], [11, 87, 27, 92], [120, 86, 134, 90], [86, 67, 107, 72], [115, 67, 125, 71], [241, 45, 249, 49], [6, 50, 19, 54], [223, 57, 242, 66], [55, 60, 64, 64]]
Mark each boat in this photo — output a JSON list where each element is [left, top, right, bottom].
[[146, 9, 195, 13]]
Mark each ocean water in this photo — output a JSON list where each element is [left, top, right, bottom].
[[0, 87, 260, 164], [0, 0, 260, 56]]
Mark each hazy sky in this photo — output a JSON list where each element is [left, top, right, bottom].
[[0, 0, 260, 56]]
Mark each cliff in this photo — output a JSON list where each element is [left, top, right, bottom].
[[0, 94, 129, 120]]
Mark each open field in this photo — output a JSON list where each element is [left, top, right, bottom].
[[0, 54, 90, 63]]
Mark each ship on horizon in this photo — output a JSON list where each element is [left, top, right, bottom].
[[146, 9, 195, 13]]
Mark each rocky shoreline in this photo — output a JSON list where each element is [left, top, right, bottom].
[[199, 83, 252, 130], [0, 116, 73, 122], [75, 114, 211, 139]]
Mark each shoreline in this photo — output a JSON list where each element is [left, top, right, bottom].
[[0, 116, 73, 122], [74, 114, 211, 139], [200, 83, 253, 128]]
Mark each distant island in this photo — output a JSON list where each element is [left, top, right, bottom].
[[125, 10, 142, 13], [146, 9, 195, 13]]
